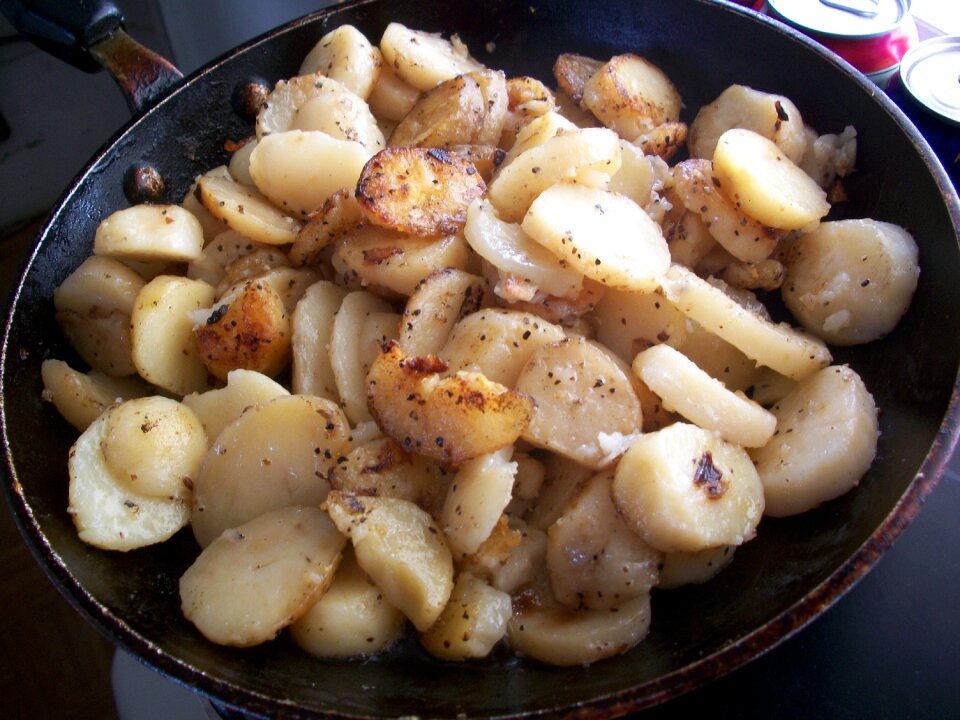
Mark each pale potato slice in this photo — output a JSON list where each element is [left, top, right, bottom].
[[329, 290, 394, 424], [325, 491, 454, 632], [56, 310, 137, 377], [227, 137, 257, 187], [442, 447, 517, 558], [333, 227, 470, 298], [661, 264, 831, 381], [100, 396, 207, 500], [291, 280, 348, 400], [675, 318, 761, 394], [464, 199, 583, 299], [751, 365, 878, 517], [379, 23, 484, 92], [399, 268, 489, 357], [524, 454, 594, 531], [420, 572, 512, 661], [500, 111, 576, 167], [366, 62, 421, 122], [249, 130, 371, 219], [521, 183, 670, 292], [667, 211, 717, 268], [54, 255, 144, 316], [440, 308, 566, 387], [388, 72, 487, 148], [191, 395, 350, 548], [298, 25, 383, 99], [489, 520, 548, 593], [713, 128, 829, 230], [488, 127, 621, 222], [182, 174, 227, 244], [633, 344, 776, 448], [187, 231, 271, 288], [131, 275, 216, 395], [180, 505, 346, 647], [289, 548, 406, 658], [658, 545, 736, 590], [591, 285, 688, 364], [41, 359, 149, 431], [93, 204, 204, 264], [213, 246, 291, 298], [356, 147, 487, 237], [508, 586, 652, 667], [68, 409, 190, 551], [198, 173, 302, 245], [182, 369, 289, 442], [516, 336, 642, 469], [688, 84, 807, 163], [193, 280, 291, 382], [581, 53, 682, 138], [612, 423, 765, 553], [547, 471, 661, 611], [328, 436, 450, 515], [781, 219, 920, 345], [367, 341, 535, 467], [607, 139, 661, 207]]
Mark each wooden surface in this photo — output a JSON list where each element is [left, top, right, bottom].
[[0, 221, 118, 720]]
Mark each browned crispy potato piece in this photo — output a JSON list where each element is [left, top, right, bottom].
[[356, 147, 487, 237], [389, 73, 486, 147], [194, 280, 291, 382], [445, 145, 506, 183], [553, 53, 604, 104], [635, 121, 688, 161], [288, 188, 364, 267], [366, 340, 535, 467]]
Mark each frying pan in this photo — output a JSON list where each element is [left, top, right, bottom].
[[2, 0, 959, 717]]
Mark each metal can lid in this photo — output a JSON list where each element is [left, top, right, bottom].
[[767, 0, 912, 39], [899, 35, 960, 126]]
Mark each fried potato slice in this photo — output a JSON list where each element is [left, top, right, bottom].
[[419, 571, 512, 661], [182, 368, 289, 442], [180, 505, 346, 647], [288, 189, 364, 268], [389, 72, 486, 147], [553, 53, 604, 104], [290, 280, 348, 400], [356, 147, 486, 237], [441, 447, 517, 558], [399, 268, 489, 357], [367, 341, 535, 466], [298, 25, 384, 100], [41, 359, 149, 432], [367, 62, 421, 122], [379, 22, 484, 92], [93, 204, 204, 264], [198, 172, 302, 245]]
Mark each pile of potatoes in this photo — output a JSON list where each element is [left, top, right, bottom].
[[42, 21, 920, 667]]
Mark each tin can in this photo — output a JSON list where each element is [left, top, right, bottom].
[[765, 0, 919, 88]]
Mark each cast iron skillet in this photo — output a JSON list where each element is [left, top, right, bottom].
[[2, 0, 959, 717]]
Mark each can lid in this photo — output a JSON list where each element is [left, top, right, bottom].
[[767, 0, 911, 38], [899, 35, 960, 126]]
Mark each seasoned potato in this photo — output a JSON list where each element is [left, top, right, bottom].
[[68, 409, 190, 551], [612, 423, 765, 553], [290, 280, 348, 400], [235, 265, 320, 315], [420, 572, 512, 661], [180, 505, 346, 647], [661, 264, 831, 381], [389, 72, 492, 147], [487, 127, 621, 222], [633, 121, 687, 161], [366, 62, 421, 122], [521, 183, 671, 292], [713, 128, 830, 230], [781, 219, 920, 345], [325, 491, 454, 632], [500, 110, 577, 167], [54, 255, 144, 316], [488, 520, 548, 594], [211, 244, 289, 296], [356, 147, 486, 237], [798, 125, 857, 189], [288, 189, 364, 268], [547, 471, 661, 611], [592, 285, 688, 364], [187, 231, 271, 287], [131, 275, 216, 395], [100, 396, 207, 501], [289, 548, 406, 658], [516, 336, 642, 469], [399, 268, 489, 356], [440, 308, 566, 387], [194, 280, 292, 382], [41, 360, 148, 431], [633, 344, 776, 448], [688, 84, 807, 163], [181, 368, 289, 442], [658, 545, 736, 590], [56, 310, 137, 377], [379, 22, 484, 92], [198, 172, 302, 245], [442, 447, 517, 558], [191, 394, 350, 548], [553, 53, 603, 104], [249, 130, 371, 218], [93, 204, 204, 264], [751, 365, 878, 517], [298, 25, 384, 99], [366, 341, 535, 466]]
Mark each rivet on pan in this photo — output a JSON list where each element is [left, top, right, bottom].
[[232, 78, 271, 121], [123, 163, 166, 204]]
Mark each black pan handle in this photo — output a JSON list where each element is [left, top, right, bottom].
[[0, 0, 183, 114]]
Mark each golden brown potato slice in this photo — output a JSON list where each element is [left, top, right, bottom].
[[390, 72, 485, 147], [366, 341, 535, 467], [553, 53, 604, 104], [288, 189, 364, 268], [356, 147, 486, 237], [444, 144, 506, 183], [194, 280, 291, 382]]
